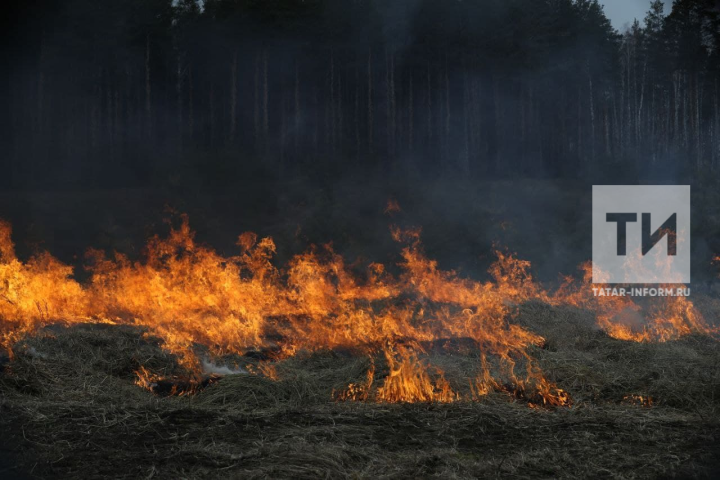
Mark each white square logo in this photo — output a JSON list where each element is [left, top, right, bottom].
[[592, 185, 690, 284]]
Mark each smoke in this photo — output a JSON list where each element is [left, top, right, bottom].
[[201, 359, 246, 376]]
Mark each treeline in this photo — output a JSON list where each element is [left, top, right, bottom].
[[3, 0, 720, 187]]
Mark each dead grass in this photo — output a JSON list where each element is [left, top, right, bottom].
[[1, 302, 720, 478]]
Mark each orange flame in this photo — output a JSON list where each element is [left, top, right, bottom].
[[552, 262, 714, 342], [0, 215, 713, 404], [374, 345, 458, 403]]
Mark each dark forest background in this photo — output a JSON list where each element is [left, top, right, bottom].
[[3, 0, 720, 189]]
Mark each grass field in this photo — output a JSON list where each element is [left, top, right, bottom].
[[2, 301, 720, 479]]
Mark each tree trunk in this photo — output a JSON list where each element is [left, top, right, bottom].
[[254, 53, 260, 145], [426, 62, 432, 147], [588, 61, 595, 162], [368, 49, 373, 155], [696, 74, 702, 168], [188, 65, 194, 141], [637, 59, 646, 146], [390, 51, 396, 157], [145, 34, 152, 138], [263, 49, 269, 147], [280, 93, 286, 169], [445, 60, 450, 165], [710, 78, 720, 170], [408, 72, 413, 155], [230, 50, 237, 144], [338, 67, 344, 158], [209, 83, 215, 148], [295, 62, 300, 157], [330, 49, 336, 155], [37, 34, 45, 136], [385, 47, 391, 157], [176, 53, 183, 149], [355, 62, 360, 157]]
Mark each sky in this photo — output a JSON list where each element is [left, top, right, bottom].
[[601, 0, 672, 31]]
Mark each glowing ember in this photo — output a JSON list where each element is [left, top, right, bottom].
[[134, 366, 219, 396], [622, 394, 654, 407], [335, 364, 375, 402]]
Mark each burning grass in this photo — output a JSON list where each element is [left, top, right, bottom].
[[0, 215, 714, 403], [1, 213, 720, 476], [1, 303, 720, 478], [0, 215, 573, 405]]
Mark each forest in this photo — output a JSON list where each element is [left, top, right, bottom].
[[2, 0, 720, 188]]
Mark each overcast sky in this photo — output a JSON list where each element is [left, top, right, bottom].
[[601, 0, 672, 31]]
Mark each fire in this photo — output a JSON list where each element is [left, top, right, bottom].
[[0, 213, 714, 405], [384, 199, 402, 215], [246, 362, 279, 380], [335, 364, 375, 402], [552, 262, 714, 342], [134, 366, 219, 396], [335, 346, 572, 406], [622, 394, 654, 407], [335, 347, 457, 404], [134, 366, 162, 392], [375, 345, 457, 403], [0, 220, 91, 357]]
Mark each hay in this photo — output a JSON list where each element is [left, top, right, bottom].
[[1, 302, 720, 478], [516, 301, 720, 411]]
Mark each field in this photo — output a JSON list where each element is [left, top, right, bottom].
[[2, 300, 720, 479]]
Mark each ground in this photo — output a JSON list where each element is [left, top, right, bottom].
[[1, 301, 720, 479]]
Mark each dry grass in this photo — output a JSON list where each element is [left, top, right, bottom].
[[2, 301, 720, 478]]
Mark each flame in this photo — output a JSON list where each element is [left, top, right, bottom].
[[335, 364, 375, 402], [552, 261, 714, 342], [134, 366, 161, 391], [0, 214, 713, 405], [384, 199, 402, 215], [134, 365, 219, 396], [375, 345, 457, 403], [246, 362, 279, 380], [0, 220, 92, 356]]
